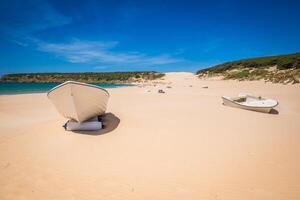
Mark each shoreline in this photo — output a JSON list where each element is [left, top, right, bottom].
[[0, 82, 135, 95], [2, 77, 299, 96]]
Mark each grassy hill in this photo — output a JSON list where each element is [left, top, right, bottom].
[[0, 71, 165, 83], [196, 53, 300, 84]]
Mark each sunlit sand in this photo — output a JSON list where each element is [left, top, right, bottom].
[[0, 72, 300, 199]]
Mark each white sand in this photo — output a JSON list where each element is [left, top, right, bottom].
[[0, 72, 300, 200]]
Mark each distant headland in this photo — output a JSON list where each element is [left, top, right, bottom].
[[0, 71, 165, 83], [197, 52, 300, 84]]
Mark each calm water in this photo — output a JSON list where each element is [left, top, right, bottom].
[[0, 82, 130, 95]]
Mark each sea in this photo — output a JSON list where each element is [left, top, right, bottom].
[[0, 82, 130, 95]]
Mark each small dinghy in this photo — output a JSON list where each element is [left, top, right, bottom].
[[222, 93, 278, 113], [48, 81, 109, 130]]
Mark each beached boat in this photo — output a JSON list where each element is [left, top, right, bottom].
[[47, 81, 109, 122], [222, 93, 278, 113]]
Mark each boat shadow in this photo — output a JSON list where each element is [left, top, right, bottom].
[[269, 109, 279, 115], [247, 108, 279, 115], [72, 112, 120, 136]]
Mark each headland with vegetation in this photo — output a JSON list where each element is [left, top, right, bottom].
[[0, 71, 165, 83], [197, 52, 300, 84]]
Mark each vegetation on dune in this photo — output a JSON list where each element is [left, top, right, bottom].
[[223, 69, 269, 80], [0, 71, 165, 83], [197, 52, 300, 84]]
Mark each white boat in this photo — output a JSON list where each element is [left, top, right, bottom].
[[47, 81, 110, 122], [222, 93, 278, 113]]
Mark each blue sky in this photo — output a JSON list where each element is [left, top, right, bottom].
[[0, 0, 300, 74]]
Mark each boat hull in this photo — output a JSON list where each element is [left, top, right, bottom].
[[47, 81, 109, 122], [222, 96, 274, 113]]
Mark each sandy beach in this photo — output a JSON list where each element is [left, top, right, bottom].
[[0, 72, 300, 200]]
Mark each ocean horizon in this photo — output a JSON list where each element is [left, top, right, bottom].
[[0, 82, 130, 95]]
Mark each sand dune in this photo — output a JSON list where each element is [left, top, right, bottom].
[[0, 72, 300, 200]]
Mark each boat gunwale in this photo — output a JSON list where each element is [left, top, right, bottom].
[[47, 81, 110, 97]]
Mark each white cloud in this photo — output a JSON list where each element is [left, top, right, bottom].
[[37, 39, 183, 66], [1, 0, 186, 68], [11, 40, 29, 47]]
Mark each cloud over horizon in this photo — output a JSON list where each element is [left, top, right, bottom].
[[1, 0, 185, 69], [36, 39, 184, 66]]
